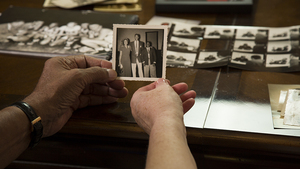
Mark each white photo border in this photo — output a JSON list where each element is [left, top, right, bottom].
[[112, 24, 168, 81]]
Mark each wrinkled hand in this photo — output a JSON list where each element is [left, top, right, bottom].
[[24, 55, 128, 137], [130, 78, 196, 134]]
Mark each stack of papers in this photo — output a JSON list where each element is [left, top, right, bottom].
[[44, 0, 142, 12]]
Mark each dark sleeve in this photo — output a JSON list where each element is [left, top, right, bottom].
[[152, 48, 156, 62]]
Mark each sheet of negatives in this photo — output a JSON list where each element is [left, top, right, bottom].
[[166, 22, 300, 72], [0, 6, 138, 59], [112, 24, 168, 81]]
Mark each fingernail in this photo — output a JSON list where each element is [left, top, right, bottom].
[[107, 69, 117, 80], [156, 78, 169, 86]]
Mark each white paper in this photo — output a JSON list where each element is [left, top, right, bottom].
[[283, 89, 300, 126]]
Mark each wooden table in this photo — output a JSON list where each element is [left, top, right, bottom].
[[2, 0, 300, 168]]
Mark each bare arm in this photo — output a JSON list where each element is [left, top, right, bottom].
[[147, 116, 196, 169], [131, 79, 197, 169], [0, 107, 31, 168]]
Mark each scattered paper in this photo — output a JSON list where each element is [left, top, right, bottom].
[[44, 0, 107, 8], [94, 3, 142, 12], [283, 89, 300, 126], [268, 84, 300, 129]]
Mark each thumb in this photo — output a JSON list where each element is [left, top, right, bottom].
[[155, 78, 170, 88]]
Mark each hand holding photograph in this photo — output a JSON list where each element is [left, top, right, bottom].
[[112, 24, 168, 81]]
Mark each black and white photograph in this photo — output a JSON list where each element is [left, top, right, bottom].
[[166, 50, 196, 68], [266, 54, 291, 68], [167, 36, 201, 53], [231, 52, 265, 67], [0, 6, 138, 59], [268, 28, 290, 41], [171, 22, 205, 38], [112, 24, 167, 81], [267, 41, 291, 53], [233, 40, 256, 52], [203, 26, 235, 39], [196, 50, 230, 68], [236, 28, 268, 41]]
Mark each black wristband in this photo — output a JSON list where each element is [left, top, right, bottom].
[[11, 101, 43, 148]]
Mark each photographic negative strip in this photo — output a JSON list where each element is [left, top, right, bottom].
[[112, 24, 168, 81]]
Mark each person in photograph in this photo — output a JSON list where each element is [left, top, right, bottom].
[[118, 38, 132, 77], [129, 33, 144, 78], [142, 41, 157, 78]]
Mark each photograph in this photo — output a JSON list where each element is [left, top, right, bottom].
[[235, 28, 268, 43], [196, 50, 230, 67], [112, 24, 168, 81], [268, 28, 290, 41], [267, 41, 291, 53], [0, 6, 138, 59], [231, 52, 264, 67], [268, 84, 300, 129], [203, 26, 235, 39], [233, 40, 256, 52], [166, 50, 196, 68], [167, 36, 201, 53], [171, 22, 205, 38], [265, 54, 291, 68]]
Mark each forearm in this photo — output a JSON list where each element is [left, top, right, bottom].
[[146, 116, 197, 169], [0, 106, 31, 168]]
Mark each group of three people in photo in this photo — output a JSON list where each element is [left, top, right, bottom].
[[118, 33, 157, 78]]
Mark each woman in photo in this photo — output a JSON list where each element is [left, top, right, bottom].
[[118, 38, 132, 77]]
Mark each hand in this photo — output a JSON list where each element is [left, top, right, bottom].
[[24, 55, 128, 137], [130, 78, 196, 134]]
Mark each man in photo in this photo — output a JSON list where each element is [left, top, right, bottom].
[[142, 41, 157, 78], [130, 33, 144, 77]]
